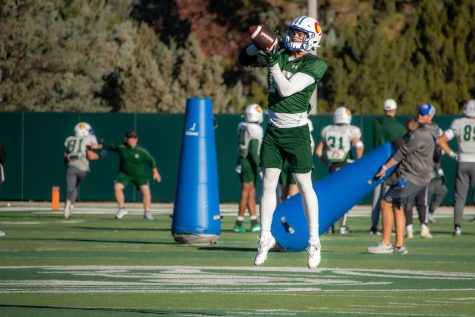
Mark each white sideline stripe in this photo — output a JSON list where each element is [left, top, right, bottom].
[[1, 206, 473, 217]]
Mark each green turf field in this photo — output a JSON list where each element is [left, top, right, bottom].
[[0, 207, 474, 316]]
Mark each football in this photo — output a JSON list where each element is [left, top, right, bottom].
[[249, 25, 278, 51]]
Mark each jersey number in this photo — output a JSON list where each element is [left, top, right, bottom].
[[463, 125, 475, 141], [327, 136, 344, 149], [66, 138, 84, 159]]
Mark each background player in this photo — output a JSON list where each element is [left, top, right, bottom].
[[439, 99, 475, 236], [315, 106, 364, 234], [239, 16, 327, 269], [234, 104, 264, 233], [63, 122, 102, 218]]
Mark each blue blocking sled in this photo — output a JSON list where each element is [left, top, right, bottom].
[[272, 143, 396, 251], [172, 98, 221, 245]]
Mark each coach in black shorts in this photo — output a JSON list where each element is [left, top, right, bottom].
[[368, 103, 440, 255]]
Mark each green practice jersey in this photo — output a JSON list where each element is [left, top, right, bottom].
[[268, 50, 327, 114], [103, 143, 157, 178]]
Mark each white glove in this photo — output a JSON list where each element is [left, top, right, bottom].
[[235, 165, 242, 174], [449, 151, 458, 160]]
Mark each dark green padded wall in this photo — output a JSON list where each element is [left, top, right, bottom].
[[0, 112, 462, 205]]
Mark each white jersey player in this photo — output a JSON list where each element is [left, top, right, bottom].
[[63, 122, 102, 218], [439, 99, 475, 236], [316, 106, 364, 233]]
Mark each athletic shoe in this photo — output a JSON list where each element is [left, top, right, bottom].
[[420, 224, 432, 239], [115, 208, 128, 219], [233, 225, 246, 233], [369, 228, 382, 236], [143, 212, 154, 221], [339, 226, 349, 235], [405, 225, 414, 239], [64, 200, 72, 219], [250, 223, 261, 233], [367, 241, 393, 254], [453, 226, 462, 237], [0, 230, 5, 237], [307, 239, 321, 269], [327, 226, 335, 235], [393, 246, 408, 254], [428, 214, 437, 224], [254, 235, 276, 266]]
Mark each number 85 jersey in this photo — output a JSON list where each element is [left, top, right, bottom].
[[445, 117, 475, 162], [320, 124, 361, 163]]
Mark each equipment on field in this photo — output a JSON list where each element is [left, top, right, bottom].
[[249, 25, 278, 52], [271, 143, 396, 251], [172, 98, 221, 245], [51, 186, 60, 211]]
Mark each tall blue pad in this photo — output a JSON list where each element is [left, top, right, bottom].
[[272, 143, 396, 251], [172, 98, 221, 245]]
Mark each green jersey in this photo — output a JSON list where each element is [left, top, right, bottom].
[[268, 50, 327, 114], [103, 143, 157, 178]]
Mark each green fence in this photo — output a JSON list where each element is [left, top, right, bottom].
[[0, 112, 461, 205]]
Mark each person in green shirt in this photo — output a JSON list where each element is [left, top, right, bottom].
[[92, 130, 161, 220], [370, 99, 406, 235]]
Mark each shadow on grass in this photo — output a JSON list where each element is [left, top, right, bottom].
[[8, 237, 176, 245], [0, 304, 227, 316], [198, 246, 256, 252]]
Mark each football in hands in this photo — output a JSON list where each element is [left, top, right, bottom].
[[249, 25, 278, 51]]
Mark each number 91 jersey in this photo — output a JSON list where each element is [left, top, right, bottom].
[[320, 124, 361, 162], [64, 134, 98, 171]]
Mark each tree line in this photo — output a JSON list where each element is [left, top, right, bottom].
[[0, 0, 473, 114]]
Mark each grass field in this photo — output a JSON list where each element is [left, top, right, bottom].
[[0, 204, 474, 317]]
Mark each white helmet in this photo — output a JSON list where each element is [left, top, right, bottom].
[[244, 104, 263, 123], [74, 122, 94, 137], [463, 99, 475, 117], [333, 106, 352, 125], [284, 16, 322, 52]]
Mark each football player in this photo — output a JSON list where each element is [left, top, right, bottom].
[[63, 122, 103, 218], [234, 104, 264, 233], [316, 106, 364, 234], [239, 16, 328, 269], [438, 99, 475, 236]]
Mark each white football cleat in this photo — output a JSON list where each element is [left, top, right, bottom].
[[115, 208, 128, 219], [254, 235, 276, 266], [307, 239, 321, 269], [420, 224, 432, 239], [64, 200, 72, 219], [143, 212, 154, 221]]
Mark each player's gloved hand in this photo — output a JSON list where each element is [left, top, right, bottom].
[[235, 165, 242, 174], [449, 151, 458, 160], [257, 50, 279, 67]]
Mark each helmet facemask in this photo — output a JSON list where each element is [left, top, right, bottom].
[[284, 16, 322, 52]]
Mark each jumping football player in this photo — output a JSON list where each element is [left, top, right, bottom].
[[239, 16, 328, 269]]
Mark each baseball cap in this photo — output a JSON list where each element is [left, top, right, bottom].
[[383, 99, 397, 111], [125, 130, 138, 138], [418, 103, 435, 117]]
